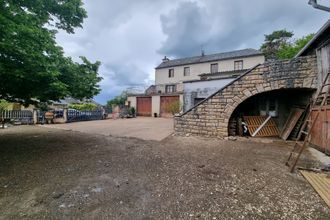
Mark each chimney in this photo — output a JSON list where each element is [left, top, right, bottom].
[[162, 56, 170, 62], [201, 45, 205, 56]]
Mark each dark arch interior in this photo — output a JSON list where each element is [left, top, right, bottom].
[[228, 88, 316, 137]]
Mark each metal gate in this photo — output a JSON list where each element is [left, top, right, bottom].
[[0, 110, 33, 124], [67, 110, 103, 122]]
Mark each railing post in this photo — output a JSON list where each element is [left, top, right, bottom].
[[33, 109, 38, 124], [63, 108, 68, 123]]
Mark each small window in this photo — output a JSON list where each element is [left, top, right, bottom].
[[168, 69, 174, 78], [184, 67, 190, 76], [234, 60, 243, 70], [210, 63, 218, 73], [165, 85, 176, 93], [194, 98, 204, 106], [259, 98, 278, 117], [268, 98, 277, 117]]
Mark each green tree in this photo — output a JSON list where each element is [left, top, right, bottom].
[[260, 29, 293, 60], [106, 91, 128, 107], [0, 0, 102, 106], [277, 34, 314, 59]]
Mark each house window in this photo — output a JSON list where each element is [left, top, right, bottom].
[[259, 97, 278, 117], [234, 60, 243, 70], [210, 63, 218, 73], [268, 98, 277, 117], [165, 85, 176, 93], [168, 69, 174, 78], [184, 67, 190, 76]]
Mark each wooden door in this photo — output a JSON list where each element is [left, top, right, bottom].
[[160, 96, 179, 117], [310, 105, 330, 154], [136, 97, 151, 117]]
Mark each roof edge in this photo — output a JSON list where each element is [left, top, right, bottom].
[[155, 53, 263, 70], [295, 19, 330, 57]]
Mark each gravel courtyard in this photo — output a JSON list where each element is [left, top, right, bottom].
[[43, 117, 174, 141], [0, 126, 329, 219]]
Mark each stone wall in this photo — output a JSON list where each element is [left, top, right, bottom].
[[174, 55, 318, 137]]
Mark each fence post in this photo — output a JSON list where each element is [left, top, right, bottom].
[[33, 109, 38, 124], [63, 108, 68, 123]]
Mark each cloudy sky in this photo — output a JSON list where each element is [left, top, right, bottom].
[[55, 0, 329, 104]]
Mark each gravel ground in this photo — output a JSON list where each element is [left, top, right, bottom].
[[0, 126, 329, 220]]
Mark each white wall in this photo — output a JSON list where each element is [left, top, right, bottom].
[[127, 96, 137, 109], [155, 55, 264, 85], [152, 96, 160, 117]]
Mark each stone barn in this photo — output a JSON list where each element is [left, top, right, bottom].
[[174, 56, 318, 137], [174, 19, 329, 153]]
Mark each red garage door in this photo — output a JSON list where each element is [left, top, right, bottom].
[[160, 96, 179, 117], [137, 97, 152, 116]]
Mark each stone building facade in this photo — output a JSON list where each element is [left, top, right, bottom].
[[174, 55, 318, 137]]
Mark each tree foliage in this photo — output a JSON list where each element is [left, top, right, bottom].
[[106, 91, 128, 107], [260, 29, 293, 60], [261, 29, 314, 60], [0, 99, 10, 112], [68, 103, 98, 111], [0, 0, 102, 106], [277, 34, 314, 59]]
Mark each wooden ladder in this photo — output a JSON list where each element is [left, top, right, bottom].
[[286, 71, 330, 173]]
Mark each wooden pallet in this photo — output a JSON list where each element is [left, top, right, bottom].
[[300, 170, 330, 208], [243, 116, 279, 137], [281, 108, 304, 140]]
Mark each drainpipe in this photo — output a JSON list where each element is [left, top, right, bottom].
[[308, 0, 330, 12]]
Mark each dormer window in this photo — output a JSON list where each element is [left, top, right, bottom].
[[234, 60, 243, 70], [168, 69, 174, 78]]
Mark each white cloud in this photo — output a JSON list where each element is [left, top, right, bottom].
[[55, 0, 329, 104]]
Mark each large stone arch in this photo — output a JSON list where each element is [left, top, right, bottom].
[[174, 55, 318, 137], [226, 88, 316, 136]]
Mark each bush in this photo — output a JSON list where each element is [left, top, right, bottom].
[[128, 107, 136, 116], [166, 100, 182, 115], [68, 103, 97, 111]]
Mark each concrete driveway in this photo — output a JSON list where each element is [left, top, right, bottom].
[[42, 117, 174, 141]]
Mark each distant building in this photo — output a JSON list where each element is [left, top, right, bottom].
[[127, 48, 265, 116]]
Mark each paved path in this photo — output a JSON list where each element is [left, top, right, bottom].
[[42, 117, 173, 141]]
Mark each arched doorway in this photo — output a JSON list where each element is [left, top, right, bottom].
[[228, 88, 316, 137]]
